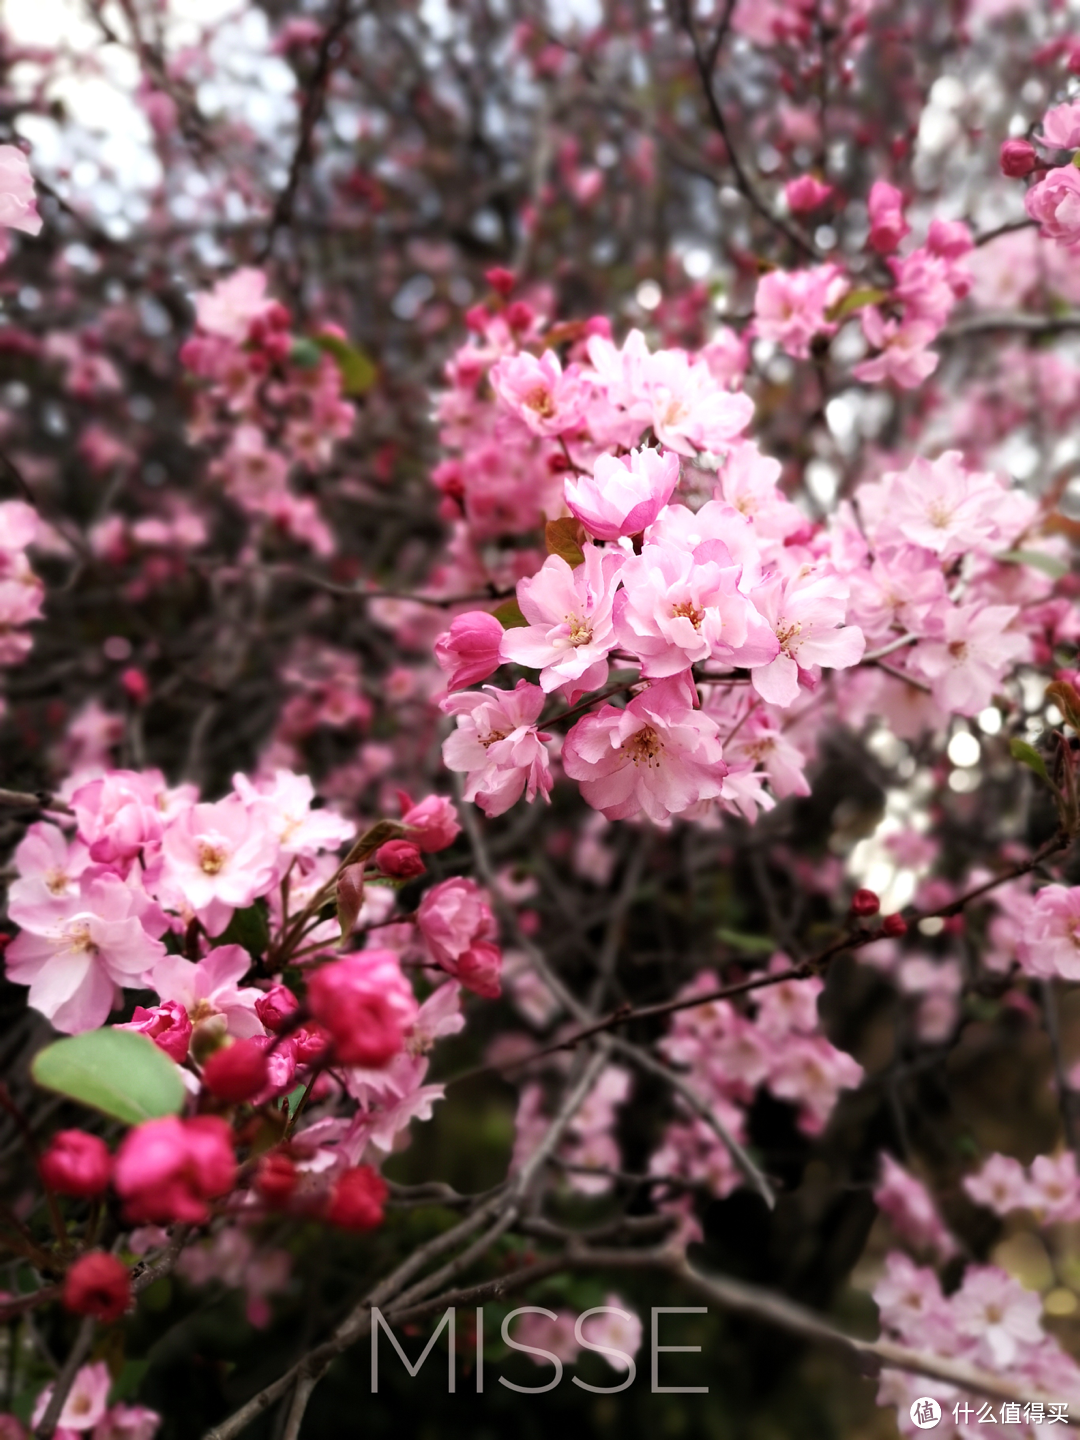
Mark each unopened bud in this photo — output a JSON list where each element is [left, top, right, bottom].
[[202, 1039, 270, 1103], [1000, 138, 1038, 179], [850, 888, 881, 917], [881, 913, 908, 938]]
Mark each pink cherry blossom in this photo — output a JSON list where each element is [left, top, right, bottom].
[[562, 673, 727, 824], [753, 264, 847, 359], [564, 446, 679, 541], [1041, 100, 1080, 150], [114, 1116, 236, 1224], [911, 603, 1029, 715], [500, 544, 622, 695], [851, 310, 940, 389], [70, 770, 165, 868], [640, 348, 754, 454], [32, 1362, 109, 1433], [489, 349, 588, 437], [442, 680, 553, 817], [963, 1152, 1033, 1216], [161, 794, 279, 933], [397, 792, 462, 852], [612, 538, 778, 678], [6, 874, 167, 1033], [874, 1154, 958, 1260], [0, 145, 42, 237], [434, 610, 505, 689], [416, 876, 502, 997], [194, 268, 274, 341], [1025, 165, 1080, 246], [150, 944, 265, 1041], [750, 570, 865, 707], [867, 180, 909, 252], [784, 175, 833, 212], [1016, 885, 1080, 981], [952, 1265, 1043, 1366], [231, 769, 354, 858]]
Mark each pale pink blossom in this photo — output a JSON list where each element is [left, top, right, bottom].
[[417, 877, 502, 997], [562, 673, 727, 824], [1016, 885, 1080, 980], [1025, 165, 1080, 246], [874, 1154, 958, 1260], [489, 349, 588, 437], [851, 310, 939, 389], [911, 603, 1029, 716], [768, 1034, 863, 1133], [6, 822, 89, 924], [872, 1252, 955, 1350], [564, 446, 679, 541], [161, 795, 279, 932], [32, 1362, 109, 1433], [194, 268, 274, 341], [963, 1152, 1032, 1216], [0, 145, 42, 237], [578, 1299, 643, 1371], [92, 1404, 162, 1439], [859, 452, 1008, 560], [1028, 1152, 1080, 1223], [640, 349, 754, 455], [70, 770, 165, 867], [1041, 100, 1080, 150], [442, 680, 553, 817], [612, 539, 778, 678], [952, 1265, 1042, 1366], [6, 874, 167, 1033], [753, 264, 847, 359], [231, 769, 354, 858], [750, 570, 865, 707], [500, 544, 623, 696], [150, 944, 265, 1042]]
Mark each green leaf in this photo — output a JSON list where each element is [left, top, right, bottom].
[[31, 1029, 186, 1126], [828, 286, 889, 321], [1009, 737, 1052, 787], [215, 898, 270, 957], [996, 549, 1069, 580], [289, 337, 323, 369], [313, 332, 377, 395], [715, 927, 775, 955], [493, 597, 528, 629], [545, 517, 585, 568]]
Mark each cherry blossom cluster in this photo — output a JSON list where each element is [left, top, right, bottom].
[[875, 1254, 1080, 1438], [27, 1360, 159, 1439], [179, 269, 357, 554], [0, 499, 44, 685]]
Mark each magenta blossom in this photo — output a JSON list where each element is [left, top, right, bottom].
[[784, 176, 833, 212], [564, 446, 679, 541], [116, 1000, 193, 1062], [753, 264, 847, 360], [866, 179, 909, 252], [397, 792, 462, 852], [114, 1116, 237, 1224], [442, 680, 553, 817], [562, 673, 727, 824]]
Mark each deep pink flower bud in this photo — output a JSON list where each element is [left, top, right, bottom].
[[256, 1151, 299, 1206], [120, 667, 149, 703], [1000, 138, 1037, 178], [39, 1131, 111, 1198], [116, 1000, 192, 1063], [485, 266, 516, 296], [867, 180, 909, 253], [114, 1116, 237, 1224], [850, 888, 881, 917], [434, 611, 505, 690], [326, 1165, 387, 1231], [306, 954, 414, 1067], [374, 839, 426, 879], [397, 792, 461, 852], [202, 1039, 271, 1103], [255, 984, 300, 1034], [785, 175, 833, 212], [881, 913, 908, 938], [63, 1252, 130, 1324]]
